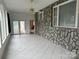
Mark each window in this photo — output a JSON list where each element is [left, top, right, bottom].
[[0, 11, 2, 47], [0, 4, 9, 44], [59, 1, 76, 27], [53, 0, 78, 28], [0, 9, 3, 45], [5, 11, 9, 36], [1, 10, 7, 41], [53, 7, 58, 26]]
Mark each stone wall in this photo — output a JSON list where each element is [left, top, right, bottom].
[[35, 23, 79, 54], [35, 0, 79, 55]]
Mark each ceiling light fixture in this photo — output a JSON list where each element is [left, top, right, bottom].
[[30, 0, 35, 15]]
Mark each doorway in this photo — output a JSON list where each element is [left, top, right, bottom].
[[20, 21, 25, 34], [30, 20, 35, 34], [13, 21, 26, 34], [13, 21, 19, 34]]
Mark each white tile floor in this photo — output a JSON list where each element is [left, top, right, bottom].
[[3, 34, 76, 59]]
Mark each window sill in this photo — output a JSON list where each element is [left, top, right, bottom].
[[53, 25, 77, 29]]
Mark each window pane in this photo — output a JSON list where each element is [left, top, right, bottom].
[[1, 10, 7, 41], [0, 11, 1, 45], [59, 1, 76, 27], [0, 5, 9, 43], [53, 8, 57, 26], [0, 19, 1, 47], [5, 11, 9, 36]]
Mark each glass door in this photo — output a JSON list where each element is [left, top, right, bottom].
[[13, 21, 19, 34], [13, 21, 26, 34], [20, 21, 26, 34]]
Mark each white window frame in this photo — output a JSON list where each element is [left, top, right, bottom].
[[53, 0, 78, 28], [1, 7, 7, 43], [0, 4, 9, 44], [5, 11, 8, 38], [0, 10, 2, 48]]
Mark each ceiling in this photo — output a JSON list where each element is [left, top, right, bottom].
[[2, 0, 58, 13], [0, 0, 2, 4], [3, 0, 31, 13], [34, 0, 58, 11]]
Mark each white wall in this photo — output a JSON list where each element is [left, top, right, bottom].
[[9, 12, 32, 34]]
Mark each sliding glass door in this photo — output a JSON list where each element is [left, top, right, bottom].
[[13, 21, 19, 34], [20, 21, 25, 34], [13, 21, 26, 34]]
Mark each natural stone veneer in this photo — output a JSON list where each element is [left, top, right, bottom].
[[35, 0, 79, 55], [35, 25, 79, 54]]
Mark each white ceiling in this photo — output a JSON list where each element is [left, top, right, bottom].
[[2, 0, 58, 13], [0, 0, 2, 4], [34, 0, 58, 11], [3, 0, 31, 13]]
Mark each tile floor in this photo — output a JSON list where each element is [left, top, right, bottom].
[[2, 34, 76, 59]]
